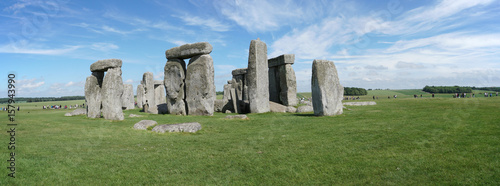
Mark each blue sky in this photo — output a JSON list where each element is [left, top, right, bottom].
[[1, 0, 499, 97]]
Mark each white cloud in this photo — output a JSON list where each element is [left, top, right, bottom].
[[175, 14, 230, 32], [214, 0, 304, 32], [91, 42, 119, 52], [125, 79, 134, 83], [395, 61, 425, 69], [0, 44, 81, 55], [386, 33, 500, 53], [101, 25, 145, 35]]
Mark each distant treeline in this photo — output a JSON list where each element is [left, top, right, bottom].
[[0, 96, 85, 104], [423, 86, 472, 93], [472, 87, 500, 92], [344, 87, 368, 96]]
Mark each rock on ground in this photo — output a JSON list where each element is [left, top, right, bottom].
[[65, 108, 87, 116], [269, 101, 286, 113], [90, 59, 122, 72], [165, 42, 213, 59], [311, 59, 343, 116], [286, 106, 297, 113], [152, 122, 202, 133], [133, 120, 158, 130], [296, 105, 314, 113], [225, 115, 248, 119], [129, 114, 143, 117], [185, 54, 215, 116], [101, 67, 124, 120], [247, 39, 270, 113]]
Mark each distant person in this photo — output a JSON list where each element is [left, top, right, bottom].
[[497, 92, 499, 96], [17, 106, 19, 111], [388, 96, 390, 99], [420, 94, 422, 98], [472, 93, 475, 98], [490, 93, 492, 97], [373, 96, 375, 100], [432, 93, 435, 98]]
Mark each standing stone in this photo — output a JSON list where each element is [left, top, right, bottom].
[[85, 75, 101, 118], [137, 84, 144, 109], [246, 39, 270, 113], [155, 83, 167, 114], [142, 72, 157, 114], [122, 84, 135, 110], [164, 59, 186, 115], [268, 66, 280, 103], [185, 54, 215, 116], [278, 64, 297, 106], [223, 84, 231, 101], [311, 60, 343, 116], [101, 68, 124, 120], [230, 88, 239, 114]]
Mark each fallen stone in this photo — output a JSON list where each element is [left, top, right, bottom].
[[247, 39, 270, 113], [165, 42, 213, 59], [269, 101, 286, 113], [225, 115, 248, 119], [164, 58, 187, 115], [90, 59, 122, 72], [129, 114, 143, 117], [311, 59, 343, 116], [286, 106, 297, 113], [85, 75, 101, 118], [152, 122, 202, 133], [296, 105, 313, 113], [225, 110, 232, 114], [133, 120, 158, 130], [343, 101, 377, 106], [122, 84, 135, 110], [65, 108, 87, 116], [101, 67, 124, 120], [185, 54, 215, 116]]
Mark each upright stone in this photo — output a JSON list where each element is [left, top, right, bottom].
[[185, 54, 215, 116], [246, 39, 270, 113], [85, 75, 101, 118], [122, 84, 135, 110], [223, 84, 231, 101], [278, 64, 297, 106], [164, 59, 186, 115], [136, 84, 144, 109], [268, 67, 280, 103], [101, 67, 124, 120], [311, 60, 343, 116], [142, 72, 157, 114], [154, 81, 166, 105]]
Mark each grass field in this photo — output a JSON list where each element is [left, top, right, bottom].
[[1, 92, 499, 184]]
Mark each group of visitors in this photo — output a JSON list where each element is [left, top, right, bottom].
[[43, 104, 84, 109], [345, 96, 360, 100]]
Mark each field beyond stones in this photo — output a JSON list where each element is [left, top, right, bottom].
[[1, 90, 499, 185]]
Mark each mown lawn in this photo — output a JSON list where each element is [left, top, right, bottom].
[[1, 97, 499, 184]]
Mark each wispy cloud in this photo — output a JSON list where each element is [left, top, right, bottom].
[[174, 14, 230, 32], [91, 42, 119, 52], [0, 44, 81, 55]]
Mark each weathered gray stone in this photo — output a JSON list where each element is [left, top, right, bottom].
[[164, 59, 187, 115], [154, 80, 163, 85], [225, 115, 248, 119], [231, 68, 247, 76], [232, 74, 245, 104], [136, 84, 144, 109], [286, 106, 297, 113], [268, 66, 280, 103], [155, 84, 166, 105], [311, 60, 343, 116], [152, 122, 202, 133], [133, 120, 158, 130], [65, 108, 87, 116], [225, 110, 232, 114], [165, 42, 213, 59], [101, 67, 124, 120], [278, 64, 297, 106], [269, 101, 286, 113], [185, 54, 215, 116], [85, 75, 101, 118], [296, 105, 314, 113], [122, 84, 135, 110], [129, 114, 143, 117], [142, 72, 157, 114], [246, 39, 270, 113], [230, 88, 239, 114], [214, 99, 226, 112], [343, 101, 377, 106], [223, 84, 231, 101], [268, 54, 295, 68], [90, 59, 122, 72]]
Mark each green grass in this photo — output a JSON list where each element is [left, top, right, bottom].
[[1, 97, 500, 184]]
